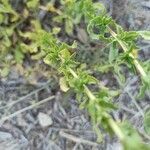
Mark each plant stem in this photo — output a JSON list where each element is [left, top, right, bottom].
[[68, 68, 125, 141], [106, 114, 125, 141], [107, 26, 147, 79]]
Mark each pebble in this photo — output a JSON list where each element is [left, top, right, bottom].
[[0, 131, 13, 141], [38, 112, 53, 128]]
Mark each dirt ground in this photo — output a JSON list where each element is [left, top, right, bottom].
[[0, 0, 150, 150]]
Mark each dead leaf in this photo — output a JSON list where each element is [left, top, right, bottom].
[[77, 28, 88, 43]]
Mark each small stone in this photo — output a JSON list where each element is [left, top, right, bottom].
[[38, 112, 53, 128], [0, 132, 12, 141]]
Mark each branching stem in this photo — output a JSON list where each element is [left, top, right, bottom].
[[68, 68, 125, 142], [107, 26, 147, 78]]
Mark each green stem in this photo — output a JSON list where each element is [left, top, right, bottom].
[[107, 26, 147, 79], [68, 68, 125, 141], [106, 115, 125, 141]]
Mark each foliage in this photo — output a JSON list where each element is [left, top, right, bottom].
[[0, 0, 150, 149], [144, 110, 150, 135]]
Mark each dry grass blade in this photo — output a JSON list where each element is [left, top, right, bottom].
[[0, 95, 55, 124], [59, 131, 99, 147]]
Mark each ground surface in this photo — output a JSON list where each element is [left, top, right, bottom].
[[0, 0, 150, 150]]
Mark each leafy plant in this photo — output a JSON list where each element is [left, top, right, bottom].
[[57, 0, 150, 95], [43, 0, 150, 149], [0, 0, 150, 149], [144, 110, 150, 135], [41, 27, 150, 148]]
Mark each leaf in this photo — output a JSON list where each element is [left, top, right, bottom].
[[0, 66, 9, 77], [29, 44, 38, 53], [71, 41, 77, 49], [138, 31, 150, 40], [109, 43, 118, 63], [15, 48, 24, 63], [59, 77, 69, 92], [40, 3, 61, 14], [0, 14, 4, 23], [138, 83, 147, 98], [52, 27, 61, 35], [65, 18, 73, 35], [96, 64, 113, 73], [31, 51, 45, 60], [93, 2, 106, 14], [86, 74, 98, 84], [114, 65, 125, 83], [98, 99, 117, 110], [93, 125, 103, 143], [144, 110, 150, 135], [0, 4, 12, 13], [77, 27, 88, 43], [87, 100, 97, 124], [60, 49, 71, 59], [27, 0, 39, 8], [120, 122, 150, 150], [87, 15, 112, 40]]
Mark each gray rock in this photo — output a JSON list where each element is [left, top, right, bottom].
[[0, 132, 12, 141]]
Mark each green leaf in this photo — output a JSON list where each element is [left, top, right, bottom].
[[97, 98, 117, 110], [87, 15, 112, 40], [144, 110, 150, 135], [15, 48, 24, 63], [138, 82, 148, 98], [0, 13, 4, 23], [87, 100, 97, 124], [65, 18, 73, 35], [52, 27, 61, 35], [93, 125, 103, 143], [109, 43, 118, 63], [60, 49, 71, 59], [59, 77, 69, 92], [0, 4, 12, 13], [120, 122, 150, 150], [27, 0, 39, 8], [114, 65, 125, 83], [0, 66, 9, 77], [96, 64, 113, 73], [138, 31, 150, 40]]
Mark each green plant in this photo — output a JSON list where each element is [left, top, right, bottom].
[[0, 0, 150, 149], [41, 29, 150, 149], [42, 0, 150, 149], [59, 0, 150, 96], [0, 0, 46, 76]]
